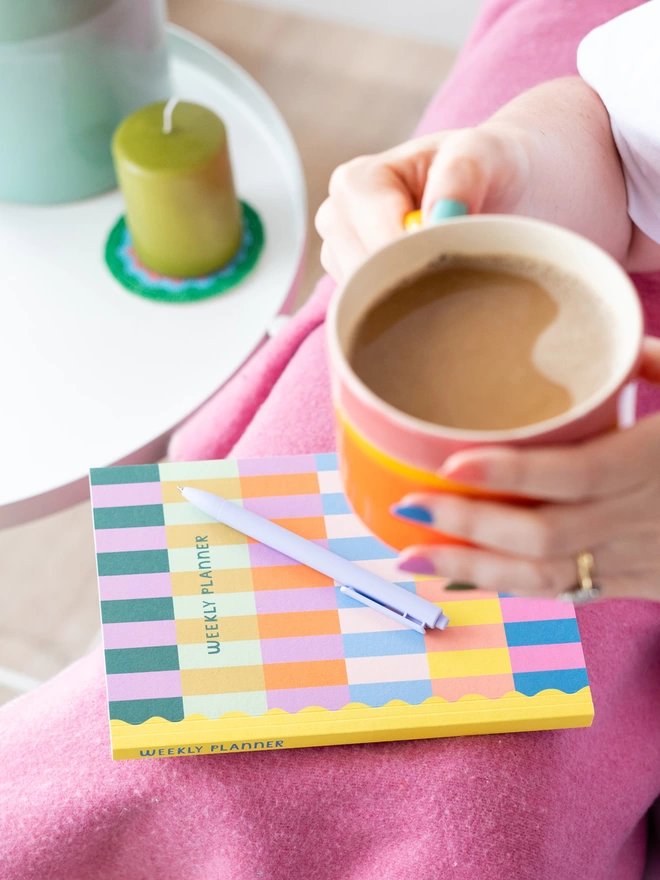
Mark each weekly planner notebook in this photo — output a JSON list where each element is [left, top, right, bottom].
[[91, 455, 594, 760]]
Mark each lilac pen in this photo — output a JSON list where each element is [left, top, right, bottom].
[[178, 487, 449, 634]]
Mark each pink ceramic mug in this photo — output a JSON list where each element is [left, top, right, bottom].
[[327, 215, 644, 551]]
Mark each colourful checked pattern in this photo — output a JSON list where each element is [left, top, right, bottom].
[[91, 456, 589, 726]]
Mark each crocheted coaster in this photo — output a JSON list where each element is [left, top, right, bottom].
[[105, 201, 264, 304]]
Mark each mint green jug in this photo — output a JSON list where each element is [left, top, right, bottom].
[[0, 0, 171, 204]]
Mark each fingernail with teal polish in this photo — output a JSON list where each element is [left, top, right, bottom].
[[445, 582, 477, 591], [429, 199, 468, 224], [391, 504, 434, 525], [398, 555, 436, 575]]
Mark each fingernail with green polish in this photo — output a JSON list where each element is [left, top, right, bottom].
[[429, 199, 468, 224], [445, 582, 477, 591]]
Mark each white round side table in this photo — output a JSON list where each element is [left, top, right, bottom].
[[0, 26, 307, 527]]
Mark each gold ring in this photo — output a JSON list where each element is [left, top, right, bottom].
[[558, 551, 602, 604]]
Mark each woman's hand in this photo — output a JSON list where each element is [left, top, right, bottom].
[[316, 78, 637, 282], [314, 124, 531, 283], [393, 338, 660, 602]]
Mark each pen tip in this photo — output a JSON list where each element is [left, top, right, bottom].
[[176, 486, 184, 493]]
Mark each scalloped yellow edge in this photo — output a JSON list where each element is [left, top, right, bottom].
[[109, 688, 593, 759]]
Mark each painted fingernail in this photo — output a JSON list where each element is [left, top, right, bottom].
[[391, 504, 434, 525], [404, 210, 422, 231], [445, 582, 477, 591], [440, 459, 485, 484], [398, 555, 436, 575], [429, 199, 468, 224]]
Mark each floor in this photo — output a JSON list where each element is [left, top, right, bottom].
[[0, 1, 456, 707]]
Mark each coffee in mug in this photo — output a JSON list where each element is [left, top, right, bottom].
[[349, 254, 617, 432]]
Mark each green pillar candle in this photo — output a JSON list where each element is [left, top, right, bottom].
[[0, 0, 170, 205], [112, 100, 242, 278]]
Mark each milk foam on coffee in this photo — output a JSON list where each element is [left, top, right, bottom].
[[348, 254, 617, 432]]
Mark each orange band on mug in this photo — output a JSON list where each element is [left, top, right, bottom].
[[337, 409, 479, 494]]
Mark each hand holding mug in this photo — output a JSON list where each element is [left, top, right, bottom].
[[327, 215, 644, 603], [315, 126, 530, 283], [395, 338, 660, 601]]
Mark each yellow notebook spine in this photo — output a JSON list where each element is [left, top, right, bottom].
[[110, 689, 594, 760]]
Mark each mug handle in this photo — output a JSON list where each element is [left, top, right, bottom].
[[404, 199, 468, 231]]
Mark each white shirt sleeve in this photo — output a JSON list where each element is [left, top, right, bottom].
[[578, 1, 660, 245]]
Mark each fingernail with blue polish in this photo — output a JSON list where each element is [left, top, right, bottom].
[[398, 555, 436, 576], [391, 504, 434, 525], [429, 199, 468, 224]]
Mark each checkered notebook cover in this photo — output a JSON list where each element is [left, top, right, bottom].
[[91, 454, 593, 760]]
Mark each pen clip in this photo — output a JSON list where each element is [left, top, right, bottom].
[[340, 586, 427, 634]]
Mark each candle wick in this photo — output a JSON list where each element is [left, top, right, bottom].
[[162, 97, 180, 135]]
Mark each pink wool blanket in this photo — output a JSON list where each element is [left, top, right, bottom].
[[3, 2, 660, 878]]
